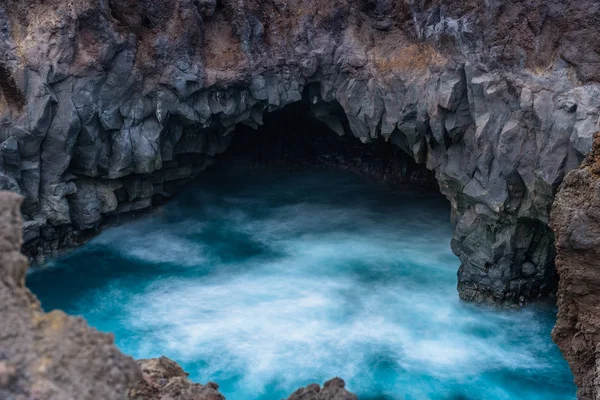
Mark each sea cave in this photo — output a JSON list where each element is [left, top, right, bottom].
[[1, 1, 600, 399]]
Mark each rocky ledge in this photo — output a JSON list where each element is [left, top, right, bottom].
[[551, 133, 600, 400], [0, 191, 140, 399], [131, 357, 357, 400], [130, 357, 224, 400], [1, 0, 600, 305], [0, 190, 357, 399], [286, 378, 357, 400]]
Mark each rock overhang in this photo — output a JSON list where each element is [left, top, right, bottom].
[[1, 0, 600, 307]]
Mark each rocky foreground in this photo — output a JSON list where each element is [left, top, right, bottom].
[[131, 357, 356, 400], [551, 133, 600, 400], [0, 191, 356, 400]]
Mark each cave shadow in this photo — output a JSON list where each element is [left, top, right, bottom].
[[215, 91, 437, 192]]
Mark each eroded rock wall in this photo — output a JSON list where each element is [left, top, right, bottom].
[[1, 0, 600, 304], [219, 100, 438, 189], [551, 134, 600, 400]]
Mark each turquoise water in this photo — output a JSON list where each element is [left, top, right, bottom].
[[27, 168, 576, 400]]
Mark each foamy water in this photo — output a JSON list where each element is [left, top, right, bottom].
[[27, 168, 576, 399]]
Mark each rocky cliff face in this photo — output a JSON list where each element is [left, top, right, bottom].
[[551, 133, 600, 400], [0, 190, 357, 399], [1, 1, 600, 306], [0, 191, 141, 399]]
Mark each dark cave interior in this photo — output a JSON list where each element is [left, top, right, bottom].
[[218, 95, 437, 190]]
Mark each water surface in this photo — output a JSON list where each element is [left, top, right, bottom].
[[27, 167, 575, 400]]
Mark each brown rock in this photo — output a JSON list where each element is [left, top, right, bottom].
[[286, 378, 358, 400], [128, 358, 359, 400], [0, 191, 142, 399], [129, 356, 225, 400], [551, 133, 600, 400]]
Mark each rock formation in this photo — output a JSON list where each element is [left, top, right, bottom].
[[220, 101, 438, 189], [0, 0, 600, 304], [286, 378, 357, 400], [551, 133, 600, 400], [0, 191, 141, 399], [0, 190, 357, 399], [2, 0, 600, 305], [5, 1, 600, 394], [131, 358, 358, 400], [129, 357, 225, 400]]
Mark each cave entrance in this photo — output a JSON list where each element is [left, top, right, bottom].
[[25, 90, 575, 399], [24, 86, 438, 263], [214, 95, 437, 191]]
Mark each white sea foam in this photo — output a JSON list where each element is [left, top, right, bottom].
[[93, 219, 208, 266], [33, 170, 574, 400]]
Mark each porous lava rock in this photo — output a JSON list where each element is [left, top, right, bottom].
[[5, 0, 600, 396], [551, 133, 600, 400], [129, 357, 224, 400], [286, 378, 357, 400], [0, 191, 141, 400]]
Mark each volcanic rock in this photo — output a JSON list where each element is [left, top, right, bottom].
[[2, 0, 600, 305], [551, 133, 600, 400], [0, 191, 141, 400], [286, 378, 358, 400]]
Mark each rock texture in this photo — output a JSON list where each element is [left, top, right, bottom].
[[286, 378, 357, 400], [0, 191, 141, 400], [1, 0, 600, 304], [0, 190, 357, 399], [551, 133, 600, 400], [130, 358, 358, 400], [221, 100, 438, 189], [129, 357, 224, 400]]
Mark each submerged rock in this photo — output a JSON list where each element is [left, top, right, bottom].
[[551, 133, 600, 400]]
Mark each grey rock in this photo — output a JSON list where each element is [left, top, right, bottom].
[[1, 136, 20, 168], [125, 179, 154, 202], [97, 181, 121, 214], [0, 173, 20, 194], [2, 0, 600, 308], [130, 117, 163, 174], [109, 127, 135, 179], [521, 262, 536, 277], [22, 220, 40, 243], [68, 180, 101, 230]]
